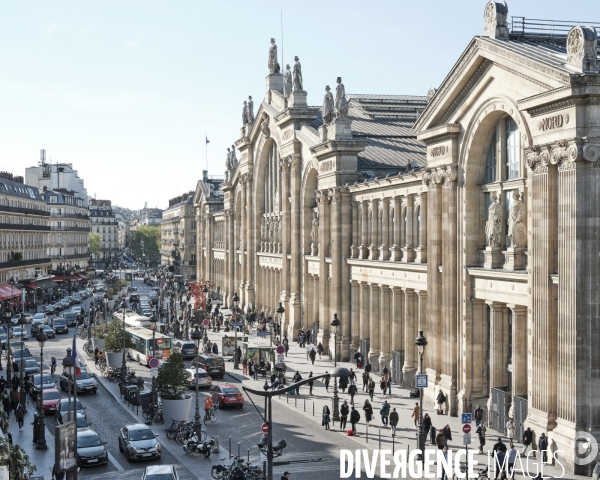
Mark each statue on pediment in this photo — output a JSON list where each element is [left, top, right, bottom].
[[242, 101, 249, 125], [485, 192, 502, 248], [293, 56, 303, 92], [310, 211, 319, 244], [230, 145, 238, 169], [283, 64, 293, 98], [226, 148, 232, 170], [508, 190, 526, 248], [322, 86, 334, 125], [247, 96, 255, 124], [268, 38, 280, 74], [335, 77, 348, 118]]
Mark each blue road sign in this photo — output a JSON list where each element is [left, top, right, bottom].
[[462, 413, 472, 424], [230, 322, 244, 327], [256, 331, 271, 337], [416, 374, 428, 388]]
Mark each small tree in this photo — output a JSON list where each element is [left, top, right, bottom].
[[89, 232, 102, 257], [103, 316, 134, 353], [155, 351, 189, 400], [0, 436, 36, 479]]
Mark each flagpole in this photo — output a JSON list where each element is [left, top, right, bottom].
[[205, 132, 208, 172]]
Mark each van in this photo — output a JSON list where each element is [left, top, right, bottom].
[[192, 354, 225, 378]]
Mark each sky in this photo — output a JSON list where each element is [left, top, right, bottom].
[[0, 0, 597, 210]]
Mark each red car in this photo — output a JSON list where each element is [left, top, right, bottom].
[[210, 384, 244, 409], [37, 388, 62, 415]]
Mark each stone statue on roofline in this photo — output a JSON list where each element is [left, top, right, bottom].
[[293, 56, 303, 92], [268, 38, 280, 74], [226, 148, 232, 170], [335, 77, 348, 118], [508, 190, 526, 248], [247, 96, 255, 124], [230, 145, 238, 169], [283, 64, 293, 98], [485, 192, 502, 248], [322, 86, 334, 125], [242, 101, 248, 125]]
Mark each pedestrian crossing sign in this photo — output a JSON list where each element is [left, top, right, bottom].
[[462, 413, 472, 424], [416, 374, 428, 388]]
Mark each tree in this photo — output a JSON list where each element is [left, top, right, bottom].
[[155, 351, 189, 400], [89, 232, 102, 257], [130, 225, 161, 259], [104, 315, 134, 353], [0, 436, 36, 479]]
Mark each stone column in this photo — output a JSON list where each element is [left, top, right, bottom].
[[390, 196, 402, 261], [350, 201, 359, 258], [390, 286, 404, 354], [329, 187, 342, 359], [486, 301, 508, 414], [415, 191, 427, 263], [379, 198, 390, 260], [240, 178, 247, 296], [197, 209, 205, 279], [226, 210, 235, 308], [288, 154, 302, 338], [317, 190, 330, 348], [360, 282, 370, 349], [340, 189, 353, 360], [368, 199, 379, 260], [244, 173, 255, 308], [312, 275, 319, 328], [359, 200, 369, 259], [508, 304, 527, 398], [368, 283, 380, 370], [402, 195, 415, 262], [206, 213, 213, 282], [280, 159, 291, 308], [350, 280, 360, 352], [402, 288, 417, 384], [378, 284, 391, 370]]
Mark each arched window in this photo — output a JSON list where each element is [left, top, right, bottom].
[[485, 134, 496, 183], [505, 117, 520, 180]]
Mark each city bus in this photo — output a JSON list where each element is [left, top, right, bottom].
[[113, 311, 152, 329], [125, 326, 172, 366]]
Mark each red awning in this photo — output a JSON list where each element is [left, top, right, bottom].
[[0, 283, 22, 300], [53, 275, 81, 282], [23, 283, 39, 289]]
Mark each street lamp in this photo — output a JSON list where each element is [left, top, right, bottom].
[[36, 330, 49, 450], [276, 303, 285, 347], [62, 347, 78, 477], [415, 329, 428, 468], [191, 325, 203, 439], [120, 301, 127, 387], [149, 314, 158, 406], [19, 313, 26, 394], [232, 293, 240, 369], [331, 313, 341, 422]]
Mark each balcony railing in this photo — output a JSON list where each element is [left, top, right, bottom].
[[50, 226, 90, 232], [0, 223, 50, 231], [51, 253, 89, 260], [0, 205, 50, 217], [0, 257, 51, 269], [52, 213, 89, 220]]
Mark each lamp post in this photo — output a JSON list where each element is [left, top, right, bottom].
[[102, 293, 108, 323], [202, 284, 210, 345], [62, 347, 77, 477], [232, 293, 239, 369], [7, 276, 16, 385], [120, 301, 127, 387], [150, 314, 158, 407], [276, 303, 285, 347], [19, 313, 26, 394], [415, 329, 428, 469], [36, 330, 49, 450], [191, 325, 203, 438], [331, 313, 341, 422]]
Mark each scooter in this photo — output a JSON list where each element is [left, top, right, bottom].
[[257, 434, 286, 457], [183, 435, 214, 457]]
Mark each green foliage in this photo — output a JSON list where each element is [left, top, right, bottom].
[[130, 226, 160, 258], [104, 315, 134, 353], [155, 351, 189, 400], [92, 323, 108, 339], [0, 408, 9, 434], [89, 232, 102, 257], [0, 436, 36, 479]]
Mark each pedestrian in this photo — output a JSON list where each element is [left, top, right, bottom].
[[10, 389, 18, 412], [436, 389, 446, 415], [506, 417, 516, 447], [317, 342, 324, 359], [441, 448, 449, 480], [442, 424, 452, 448], [11, 375, 19, 392], [308, 372, 314, 396], [340, 400, 349, 431], [242, 357, 248, 375], [0, 376, 5, 392], [94, 346, 100, 365], [299, 333, 305, 348], [350, 407, 360, 434], [305, 343, 312, 360], [507, 444, 518, 477], [348, 382, 357, 405], [476, 423, 487, 454], [380, 375, 387, 397], [1, 390, 8, 413], [362, 371, 369, 392], [430, 425, 437, 445], [349, 368, 357, 383], [292, 371, 302, 395], [281, 472, 290, 480], [309, 348, 316, 365], [387, 372, 392, 396], [339, 375, 348, 393], [423, 413, 432, 435], [365, 361, 371, 374], [212, 343, 218, 354], [411, 402, 420, 427], [390, 408, 399, 436], [521, 427, 533, 457], [51, 356, 57, 375], [538, 433, 548, 464], [436, 430, 445, 450], [475, 404, 484, 427], [322, 405, 331, 430], [363, 399, 373, 426], [253, 361, 259, 381], [367, 377, 375, 400], [324, 371, 330, 392], [305, 329, 311, 344], [23, 379, 31, 403], [283, 337, 289, 357], [353, 349, 361, 368], [593, 459, 600, 480], [493, 438, 507, 480], [380, 400, 390, 427], [16, 403, 25, 431]]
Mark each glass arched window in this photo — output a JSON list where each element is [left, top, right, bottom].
[[484, 133, 496, 183], [505, 117, 520, 180]]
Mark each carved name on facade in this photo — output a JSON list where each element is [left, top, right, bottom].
[[319, 159, 335, 173], [430, 145, 449, 158], [538, 114, 568, 131]]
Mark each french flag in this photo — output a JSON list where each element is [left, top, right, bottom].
[[72, 337, 81, 378]]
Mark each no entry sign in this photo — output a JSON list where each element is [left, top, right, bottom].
[[261, 423, 269, 434], [462, 424, 471, 434]]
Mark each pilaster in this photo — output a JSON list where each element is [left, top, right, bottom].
[[317, 190, 330, 349], [379, 198, 390, 261], [390, 196, 402, 261], [378, 284, 391, 370], [402, 288, 417, 384], [401, 195, 415, 262], [359, 200, 369, 259], [287, 154, 302, 338], [368, 283, 380, 371], [368, 199, 379, 260]]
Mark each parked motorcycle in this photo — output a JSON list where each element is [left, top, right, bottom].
[[257, 434, 286, 457], [183, 435, 214, 457]]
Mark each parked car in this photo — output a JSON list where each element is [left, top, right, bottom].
[[31, 373, 57, 400], [56, 398, 86, 422], [185, 368, 212, 389], [11, 327, 28, 340], [174, 341, 198, 359], [71, 306, 82, 315], [11, 313, 32, 324], [209, 383, 244, 409], [52, 318, 69, 334], [142, 465, 179, 480], [24, 358, 39, 375], [61, 412, 93, 432], [192, 354, 225, 378], [37, 388, 62, 414], [77, 430, 108, 467], [54, 301, 64, 312], [42, 325, 56, 338], [59, 370, 98, 394], [11, 347, 32, 361], [118, 424, 161, 462], [60, 299, 70, 309], [31, 313, 48, 326]]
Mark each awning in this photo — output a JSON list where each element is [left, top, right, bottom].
[[53, 275, 81, 282], [35, 278, 60, 290], [0, 283, 22, 301], [23, 283, 39, 289]]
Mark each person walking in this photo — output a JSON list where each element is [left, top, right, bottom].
[[430, 425, 437, 445], [353, 349, 361, 368], [339, 375, 348, 394], [349, 368, 357, 384], [362, 371, 369, 391], [506, 418, 516, 447], [292, 371, 302, 395], [305, 343, 312, 360], [476, 423, 487, 454], [362, 399, 373, 426], [350, 407, 360, 434], [389, 408, 399, 437], [411, 402, 420, 427], [507, 444, 518, 477], [340, 400, 349, 431], [380, 400, 390, 427], [475, 404, 484, 427], [364, 361, 371, 374], [493, 438, 507, 480], [367, 377, 375, 400], [242, 357, 248, 375], [423, 413, 432, 436], [253, 361, 259, 381], [322, 405, 331, 430], [309, 348, 316, 365], [436, 430, 446, 450], [283, 337, 289, 357], [348, 382, 358, 405], [16, 403, 25, 431], [387, 373, 392, 396], [521, 427, 533, 457], [308, 372, 314, 396], [317, 342, 324, 360], [10, 389, 18, 412], [436, 389, 446, 415], [1, 390, 9, 413], [442, 424, 452, 448], [538, 433, 548, 464], [94, 346, 100, 365], [323, 372, 330, 392], [380, 375, 387, 397]]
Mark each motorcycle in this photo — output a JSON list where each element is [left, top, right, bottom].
[[257, 434, 286, 457], [183, 435, 214, 457]]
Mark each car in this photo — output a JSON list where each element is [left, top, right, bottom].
[[43, 305, 55, 315], [42, 325, 56, 338], [129, 294, 140, 303], [118, 423, 161, 462], [36, 388, 62, 414], [30, 323, 42, 336], [24, 358, 39, 375], [0, 333, 8, 350], [142, 465, 179, 480], [185, 368, 212, 389], [60, 299, 70, 309], [31, 373, 57, 399], [54, 301, 64, 311], [12, 347, 32, 361], [209, 384, 244, 408], [63, 312, 78, 327], [32, 313, 48, 326], [56, 398, 86, 422], [141, 310, 153, 318], [71, 306, 82, 315], [10, 313, 32, 324], [77, 429, 108, 467], [174, 341, 198, 359], [11, 327, 28, 340], [65, 412, 93, 431], [59, 370, 98, 394], [192, 354, 225, 378], [52, 318, 69, 334], [72, 294, 82, 304]]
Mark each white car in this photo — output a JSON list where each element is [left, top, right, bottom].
[[11, 327, 28, 340], [31, 313, 48, 326], [10, 313, 32, 325], [71, 306, 83, 315]]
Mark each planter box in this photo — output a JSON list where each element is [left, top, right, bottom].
[[107, 300, 115, 310], [106, 351, 123, 368], [92, 338, 105, 351], [160, 395, 193, 428]]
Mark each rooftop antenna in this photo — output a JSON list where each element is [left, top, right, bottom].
[[40, 149, 46, 166], [205, 133, 209, 172], [281, 10, 284, 71]]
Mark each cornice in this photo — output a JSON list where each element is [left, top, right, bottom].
[[525, 96, 600, 117], [309, 139, 367, 156], [418, 123, 461, 145]]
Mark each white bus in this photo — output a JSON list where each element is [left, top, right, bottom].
[[126, 326, 172, 366], [113, 311, 152, 329]]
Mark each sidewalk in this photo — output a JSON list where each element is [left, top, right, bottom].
[[204, 325, 583, 479]]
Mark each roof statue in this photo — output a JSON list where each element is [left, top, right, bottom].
[[335, 77, 348, 118], [322, 86, 335, 125], [427, 87, 437, 103], [283, 64, 293, 98], [226, 148, 232, 170], [247, 96, 255, 124], [566, 25, 599, 72], [242, 100, 248, 125], [260, 112, 271, 138], [231, 145, 238, 169], [292, 56, 303, 93], [268, 38, 280, 74], [483, 0, 509, 40]]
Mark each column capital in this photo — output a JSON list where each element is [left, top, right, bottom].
[[485, 300, 504, 309], [316, 189, 331, 205], [288, 153, 302, 168], [328, 187, 342, 203], [506, 304, 527, 314], [401, 287, 414, 294], [279, 157, 291, 170]]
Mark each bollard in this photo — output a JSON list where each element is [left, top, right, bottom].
[[392, 435, 395, 455], [313, 402, 314, 416], [366, 424, 369, 443], [379, 427, 381, 449], [213, 436, 220, 453], [304, 398, 305, 412], [248, 448, 250, 463], [229, 436, 232, 459], [238, 442, 240, 458], [295, 397, 297, 408]]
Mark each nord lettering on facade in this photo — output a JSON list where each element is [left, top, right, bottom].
[[430, 146, 447, 157], [539, 114, 564, 131]]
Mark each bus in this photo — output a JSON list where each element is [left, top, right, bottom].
[[114, 311, 153, 329], [125, 326, 172, 366]]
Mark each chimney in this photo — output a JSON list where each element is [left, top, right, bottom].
[[203, 170, 208, 182]]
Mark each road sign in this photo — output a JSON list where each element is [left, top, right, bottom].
[[257, 331, 271, 337], [462, 413, 472, 424], [416, 374, 428, 388], [150, 368, 158, 378], [148, 358, 160, 369], [261, 423, 269, 434], [462, 424, 472, 434], [463, 433, 471, 445], [203, 319, 210, 326], [275, 345, 285, 355], [230, 322, 244, 327]]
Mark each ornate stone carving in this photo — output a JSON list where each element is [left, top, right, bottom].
[[508, 190, 526, 248], [283, 64, 293, 98], [335, 77, 348, 118], [329, 187, 341, 203], [292, 56, 303, 92], [583, 143, 600, 163], [427, 87, 437, 103], [310, 211, 319, 244], [566, 26, 599, 73], [483, 0, 509, 40], [268, 38, 280, 74], [242, 101, 248, 125], [485, 192, 502, 248], [247, 96, 255, 124], [526, 145, 550, 174], [322, 85, 334, 125], [440, 165, 458, 188], [260, 112, 271, 138], [260, 217, 266, 242], [226, 148, 233, 170], [230, 145, 238, 169]]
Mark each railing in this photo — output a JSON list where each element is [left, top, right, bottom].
[[52, 213, 89, 220], [0, 257, 51, 269], [188, 260, 197, 266], [50, 226, 90, 232], [509, 16, 600, 40], [51, 253, 89, 260], [0, 223, 50, 231], [0, 205, 50, 217]]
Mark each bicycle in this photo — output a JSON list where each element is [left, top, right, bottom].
[[142, 404, 164, 424], [204, 406, 218, 425], [452, 464, 488, 480]]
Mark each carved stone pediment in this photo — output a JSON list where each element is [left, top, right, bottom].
[[483, 0, 509, 40]]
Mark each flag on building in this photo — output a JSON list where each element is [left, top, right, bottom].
[[206, 136, 210, 144]]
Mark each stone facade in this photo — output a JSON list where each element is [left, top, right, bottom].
[[89, 199, 118, 264], [160, 193, 197, 281], [195, 3, 600, 473]]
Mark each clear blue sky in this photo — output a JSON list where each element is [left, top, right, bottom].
[[0, 1, 596, 209]]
